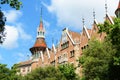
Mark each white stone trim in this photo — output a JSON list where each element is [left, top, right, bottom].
[[106, 13, 114, 24], [52, 44, 56, 54], [46, 48, 50, 59], [83, 25, 90, 39], [94, 19, 98, 25], [40, 51, 44, 62], [65, 29, 75, 45]]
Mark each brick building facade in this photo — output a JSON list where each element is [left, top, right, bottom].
[[18, 1, 120, 76]]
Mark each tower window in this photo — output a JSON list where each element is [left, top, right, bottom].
[[40, 32, 42, 35], [38, 32, 39, 35]]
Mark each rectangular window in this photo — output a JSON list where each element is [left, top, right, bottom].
[[58, 56, 61, 63], [70, 50, 74, 58], [27, 67, 30, 72], [22, 68, 25, 72]]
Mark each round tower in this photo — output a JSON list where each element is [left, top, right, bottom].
[[29, 9, 47, 70]]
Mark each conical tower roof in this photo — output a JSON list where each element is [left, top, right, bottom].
[[32, 38, 47, 48]]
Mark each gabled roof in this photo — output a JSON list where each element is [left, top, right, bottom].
[[65, 28, 81, 45], [68, 30, 81, 43], [90, 19, 99, 36]]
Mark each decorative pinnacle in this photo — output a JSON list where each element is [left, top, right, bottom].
[[105, 0, 108, 14], [93, 9, 96, 20], [82, 18, 85, 26]]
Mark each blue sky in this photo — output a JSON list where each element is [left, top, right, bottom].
[[0, 0, 118, 68]]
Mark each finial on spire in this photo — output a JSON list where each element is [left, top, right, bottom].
[[82, 18, 85, 26], [105, 0, 108, 15], [93, 9, 96, 20]]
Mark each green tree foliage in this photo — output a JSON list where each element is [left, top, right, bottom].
[[58, 64, 79, 80], [98, 18, 120, 80], [78, 40, 115, 80], [0, 63, 79, 80], [24, 66, 66, 80], [0, 0, 22, 10], [23, 64, 80, 80], [0, 9, 6, 44], [9, 64, 22, 80], [0, 63, 22, 80], [0, 63, 10, 80]]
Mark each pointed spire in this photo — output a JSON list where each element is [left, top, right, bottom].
[[39, 7, 43, 30], [36, 7, 45, 38], [40, 7, 43, 22]]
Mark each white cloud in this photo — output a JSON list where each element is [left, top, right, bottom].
[[16, 23, 32, 40], [0, 10, 32, 49], [0, 24, 32, 49], [4, 10, 22, 23], [43, 0, 118, 30], [1, 25, 19, 49]]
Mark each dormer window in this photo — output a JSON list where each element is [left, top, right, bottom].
[[61, 41, 69, 50]]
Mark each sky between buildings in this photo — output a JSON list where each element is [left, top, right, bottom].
[[0, 0, 119, 68]]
